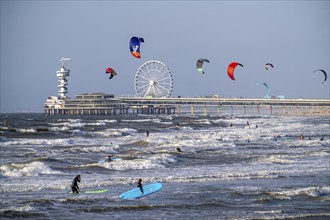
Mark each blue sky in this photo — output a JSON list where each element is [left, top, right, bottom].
[[1, 0, 329, 112]]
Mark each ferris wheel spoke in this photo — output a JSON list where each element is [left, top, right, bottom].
[[141, 85, 151, 97], [136, 83, 149, 89], [144, 69, 153, 79], [157, 76, 171, 83], [137, 74, 152, 82], [141, 70, 152, 80], [156, 70, 169, 80], [153, 86, 163, 97], [136, 84, 150, 91], [156, 84, 170, 95]]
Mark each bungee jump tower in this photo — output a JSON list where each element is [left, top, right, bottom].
[[57, 57, 70, 99]]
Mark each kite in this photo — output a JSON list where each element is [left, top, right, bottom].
[[196, 58, 210, 74], [313, 69, 327, 84], [105, 67, 117, 79], [265, 63, 274, 70], [257, 82, 270, 99], [129, 37, 144, 58], [227, 62, 244, 80]]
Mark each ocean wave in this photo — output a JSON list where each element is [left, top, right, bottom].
[[268, 186, 330, 200], [0, 138, 84, 146], [2, 205, 35, 214], [122, 119, 161, 123], [96, 119, 118, 123], [54, 145, 119, 154], [96, 153, 176, 171], [0, 161, 62, 177], [255, 155, 294, 164], [0, 205, 36, 218], [15, 128, 37, 133], [48, 126, 70, 132], [94, 128, 138, 137]]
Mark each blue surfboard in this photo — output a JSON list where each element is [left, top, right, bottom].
[[119, 183, 163, 199], [98, 158, 122, 163]]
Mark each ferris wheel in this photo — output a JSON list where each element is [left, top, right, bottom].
[[134, 60, 173, 98]]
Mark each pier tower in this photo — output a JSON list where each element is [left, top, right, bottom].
[[57, 57, 71, 99]]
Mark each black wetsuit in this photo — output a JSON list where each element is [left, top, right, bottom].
[[71, 176, 80, 193], [137, 182, 144, 194]]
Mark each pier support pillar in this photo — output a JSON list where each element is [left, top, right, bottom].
[[257, 106, 260, 115], [270, 106, 273, 115], [191, 105, 194, 115], [218, 105, 220, 115], [204, 106, 207, 115], [177, 104, 180, 114]]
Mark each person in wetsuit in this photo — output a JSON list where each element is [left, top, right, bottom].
[[71, 175, 81, 193], [106, 154, 113, 162], [146, 130, 149, 137], [137, 178, 144, 194]]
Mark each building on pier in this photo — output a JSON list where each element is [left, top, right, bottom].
[[44, 93, 129, 115]]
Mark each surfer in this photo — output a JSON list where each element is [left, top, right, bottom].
[[106, 154, 113, 162], [300, 134, 304, 140], [146, 130, 149, 137], [71, 175, 81, 193], [137, 178, 144, 194], [176, 147, 182, 152]]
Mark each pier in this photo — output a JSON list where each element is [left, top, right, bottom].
[[44, 94, 329, 116], [117, 97, 330, 116]]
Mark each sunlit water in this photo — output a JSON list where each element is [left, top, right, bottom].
[[0, 113, 329, 219]]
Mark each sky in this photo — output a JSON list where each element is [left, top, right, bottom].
[[1, 0, 329, 113]]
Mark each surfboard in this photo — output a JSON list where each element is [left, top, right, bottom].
[[69, 189, 109, 194], [119, 183, 163, 199], [98, 158, 122, 163]]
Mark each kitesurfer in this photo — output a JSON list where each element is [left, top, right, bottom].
[[106, 154, 113, 162], [146, 130, 149, 137], [300, 134, 304, 140], [137, 178, 144, 194], [71, 175, 81, 193]]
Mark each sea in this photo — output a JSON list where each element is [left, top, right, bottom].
[[0, 112, 329, 219]]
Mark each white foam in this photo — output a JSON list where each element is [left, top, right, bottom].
[[48, 126, 70, 132], [0, 205, 35, 213], [100, 153, 175, 171], [256, 155, 294, 164], [15, 128, 37, 133], [0, 161, 62, 177], [95, 128, 138, 137], [269, 186, 330, 199]]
